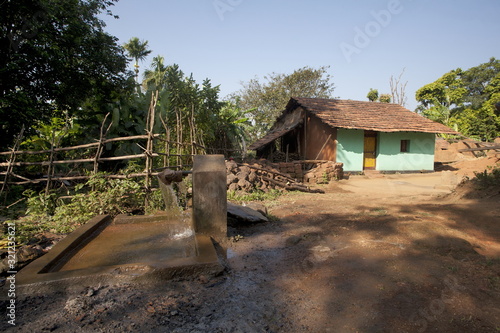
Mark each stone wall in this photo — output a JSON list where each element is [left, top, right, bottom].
[[225, 159, 343, 192]]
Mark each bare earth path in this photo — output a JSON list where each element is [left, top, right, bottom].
[[2, 173, 499, 332]]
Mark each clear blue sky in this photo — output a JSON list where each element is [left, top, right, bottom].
[[101, 0, 500, 110]]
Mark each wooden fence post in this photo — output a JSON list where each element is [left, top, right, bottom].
[[1, 126, 24, 200], [145, 91, 159, 206], [45, 130, 56, 195], [94, 113, 112, 175]]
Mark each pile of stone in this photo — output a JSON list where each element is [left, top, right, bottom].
[[225, 159, 284, 192], [302, 161, 344, 184], [225, 159, 343, 193]]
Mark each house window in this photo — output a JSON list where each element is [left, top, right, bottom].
[[400, 140, 410, 153]]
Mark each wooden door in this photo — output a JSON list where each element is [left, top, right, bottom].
[[363, 133, 377, 170]]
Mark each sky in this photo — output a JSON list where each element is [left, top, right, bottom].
[[101, 0, 500, 111]]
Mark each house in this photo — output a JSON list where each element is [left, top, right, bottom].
[[249, 97, 459, 172]]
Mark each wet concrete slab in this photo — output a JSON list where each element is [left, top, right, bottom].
[[16, 214, 223, 294]]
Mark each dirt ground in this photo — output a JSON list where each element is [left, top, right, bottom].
[[1, 158, 500, 332]]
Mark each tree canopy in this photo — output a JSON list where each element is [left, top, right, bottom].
[[415, 58, 500, 141], [367, 88, 379, 102], [124, 37, 152, 83], [0, 0, 130, 149], [234, 66, 335, 140]]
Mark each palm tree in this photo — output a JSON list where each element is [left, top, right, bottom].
[[123, 37, 152, 83], [143, 56, 168, 91]]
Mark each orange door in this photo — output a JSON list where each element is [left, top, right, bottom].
[[363, 135, 377, 169]]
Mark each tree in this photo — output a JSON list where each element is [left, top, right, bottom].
[[0, 0, 130, 150], [367, 88, 379, 102], [123, 37, 152, 83], [143, 56, 168, 91], [415, 69, 467, 126], [415, 58, 500, 140], [379, 94, 392, 103], [390, 68, 408, 106], [235, 66, 335, 140], [460, 57, 500, 109]]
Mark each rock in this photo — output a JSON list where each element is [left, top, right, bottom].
[[17, 245, 44, 263], [226, 160, 238, 173], [237, 179, 252, 190], [228, 183, 239, 192], [239, 166, 251, 174], [285, 235, 302, 247], [245, 202, 268, 217], [248, 171, 258, 183], [236, 171, 249, 181], [226, 173, 238, 185], [227, 202, 269, 223]]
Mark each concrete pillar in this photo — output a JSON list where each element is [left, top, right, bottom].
[[192, 155, 227, 242]]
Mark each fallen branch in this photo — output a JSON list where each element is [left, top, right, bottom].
[[261, 176, 324, 193]]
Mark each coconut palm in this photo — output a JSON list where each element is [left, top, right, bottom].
[[143, 56, 168, 91], [123, 37, 152, 83]]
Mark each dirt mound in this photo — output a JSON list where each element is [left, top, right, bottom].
[[452, 156, 500, 178], [448, 177, 500, 200]]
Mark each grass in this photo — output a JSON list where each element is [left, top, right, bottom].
[[227, 189, 283, 203]]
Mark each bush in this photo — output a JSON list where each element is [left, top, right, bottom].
[[3, 174, 149, 243], [473, 164, 500, 188]]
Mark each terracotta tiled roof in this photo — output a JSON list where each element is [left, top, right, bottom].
[[292, 97, 459, 134]]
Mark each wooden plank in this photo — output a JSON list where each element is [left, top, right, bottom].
[[458, 145, 500, 152]]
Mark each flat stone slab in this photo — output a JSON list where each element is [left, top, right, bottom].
[[227, 202, 269, 223]]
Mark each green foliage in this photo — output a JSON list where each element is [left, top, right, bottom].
[[123, 37, 152, 84], [367, 88, 379, 102], [22, 116, 82, 151], [7, 174, 147, 242], [461, 57, 500, 109], [379, 94, 392, 103], [416, 58, 500, 140], [0, 0, 129, 150], [453, 107, 499, 141], [123, 37, 152, 67], [473, 165, 500, 189], [227, 189, 283, 203], [416, 69, 467, 110], [234, 66, 335, 141]]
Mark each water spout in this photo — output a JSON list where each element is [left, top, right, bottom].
[[157, 169, 191, 216]]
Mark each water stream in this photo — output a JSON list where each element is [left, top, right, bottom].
[[159, 181, 182, 216], [158, 180, 195, 242]]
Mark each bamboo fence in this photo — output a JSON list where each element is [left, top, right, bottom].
[[0, 91, 243, 201]]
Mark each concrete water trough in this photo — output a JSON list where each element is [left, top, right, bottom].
[[16, 155, 227, 292]]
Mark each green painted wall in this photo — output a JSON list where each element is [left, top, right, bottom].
[[336, 129, 364, 171], [376, 132, 435, 171], [336, 129, 436, 171]]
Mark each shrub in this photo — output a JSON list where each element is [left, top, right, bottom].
[[473, 165, 500, 189], [3, 174, 148, 243]]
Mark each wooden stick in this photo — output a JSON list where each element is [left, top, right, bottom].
[[1, 126, 24, 197], [94, 113, 111, 174], [0, 153, 160, 167], [314, 134, 332, 160], [458, 145, 500, 152], [237, 163, 296, 182], [261, 176, 324, 193], [45, 130, 56, 194], [0, 134, 161, 156]]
